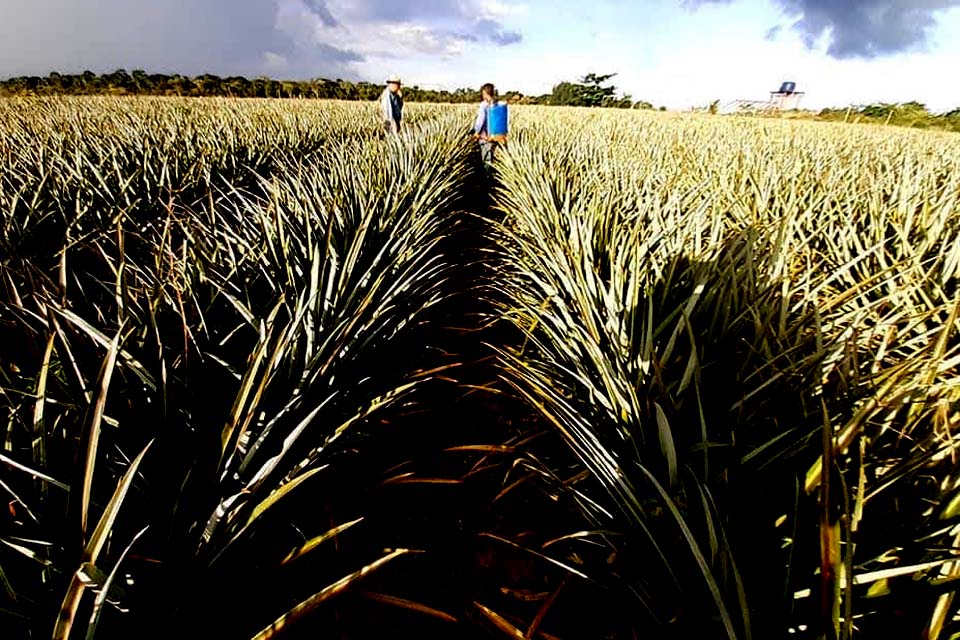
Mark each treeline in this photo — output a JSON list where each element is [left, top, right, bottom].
[[0, 69, 488, 102], [0, 69, 659, 109], [815, 101, 960, 132]]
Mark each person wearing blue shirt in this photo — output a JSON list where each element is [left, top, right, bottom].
[[473, 83, 497, 166], [381, 75, 403, 135]]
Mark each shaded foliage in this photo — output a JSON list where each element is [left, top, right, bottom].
[[491, 106, 960, 639], [0, 69, 656, 110], [0, 69, 546, 106]]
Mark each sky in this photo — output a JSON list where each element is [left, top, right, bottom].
[[1, 0, 958, 111]]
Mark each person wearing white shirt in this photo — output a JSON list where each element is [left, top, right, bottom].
[[380, 75, 403, 135]]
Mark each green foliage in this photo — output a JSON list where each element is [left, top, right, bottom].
[[0, 70, 535, 104], [491, 106, 960, 638], [2, 97, 959, 640], [0, 97, 643, 639], [0, 69, 667, 110], [817, 101, 960, 132], [549, 72, 637, 108], [0, 98, 543, 638]]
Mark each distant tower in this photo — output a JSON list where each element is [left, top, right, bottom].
[[769, 81, 804, 110]]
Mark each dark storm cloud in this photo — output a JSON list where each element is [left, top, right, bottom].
[[778, 0, 960, 58], [345, 0, 470, 22], [686, 0, 960, 58], [0, 0, 521, 80], [302, 0, 340, 26], [0, 0, 360, 79]]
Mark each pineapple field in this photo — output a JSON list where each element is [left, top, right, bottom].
[[1, 97, 959, 639]]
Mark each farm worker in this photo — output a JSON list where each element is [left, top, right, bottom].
[[473, 82, 497, 166], [381, 74, 404, 135]]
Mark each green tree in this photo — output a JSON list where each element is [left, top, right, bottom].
[[0, 68, 532, 106], [81, 70, 98, 92], [47, 72, 62, 93], [195, 74, 223, 96], [579, 72, 618, 106], [106, 68, 133, 93], [549, 72, 635, 108], [549, 81, 585, 106], [131, 69, 149, 92]]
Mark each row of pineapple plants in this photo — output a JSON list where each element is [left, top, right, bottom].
[[1, 97, 550, 638], [3, 96, 959, 639], [490, 107, 960, 638]]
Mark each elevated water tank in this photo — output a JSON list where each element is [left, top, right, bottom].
[[779, 81, 797, 94]]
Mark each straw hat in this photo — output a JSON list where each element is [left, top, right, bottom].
[[386, 74, 402, 85]]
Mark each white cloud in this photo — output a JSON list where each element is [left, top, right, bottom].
[[268, 0, 525, 81], [309, 18, 462, 59], [384, 23, 467, 57], [474, 0, 529, 19]]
